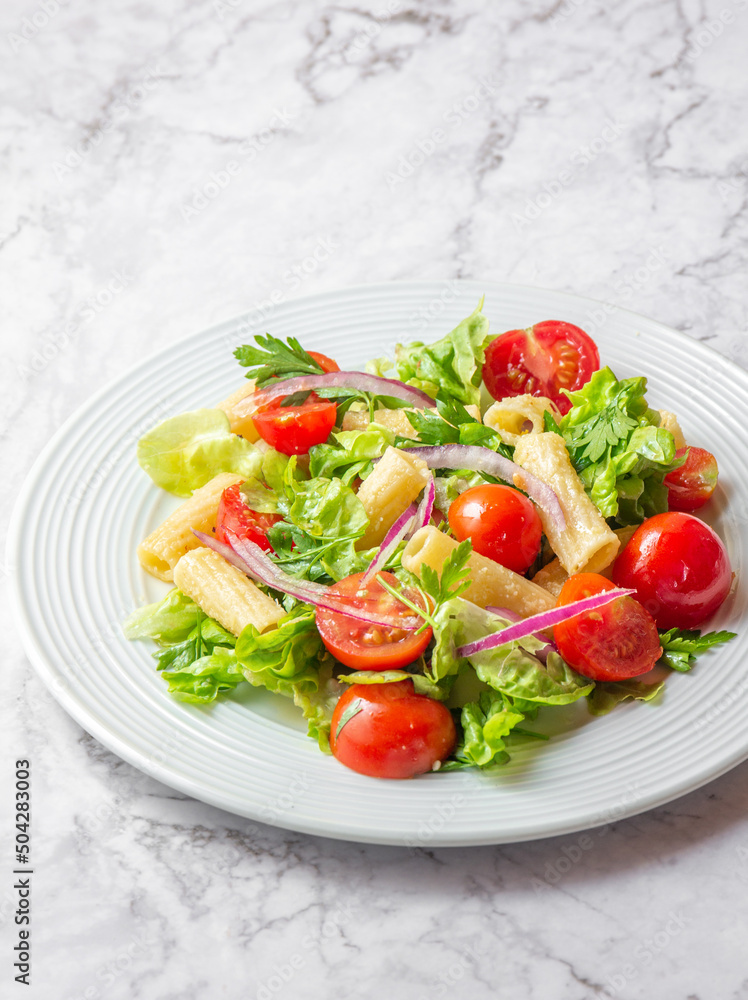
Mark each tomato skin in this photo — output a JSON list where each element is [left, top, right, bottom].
[[330, 680, 456, 779], [307, 350, 340, 373], [482, 321, 600, 416], [215, 482, 281, 553], [554, 573, 662, 682], [316, 572, 432, 670], [612, 512, 732, 630], [448, 484, 542, 574], [252, 390, 337, 455], [665, 447, 719, 511]]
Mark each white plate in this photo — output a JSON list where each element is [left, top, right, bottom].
[[9, 281, 748, 846]]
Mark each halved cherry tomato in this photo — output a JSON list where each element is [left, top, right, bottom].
[[612, 512, 732, 630], [665, 447, 719, 511], [448, 484, 542, 575], [482, 321, 600, 415], [554, 573, 662, 681], [252, 390, 337, 455], [316, 571, 432, 670], [330, 680, 456, 779], [308, 350, 340, 373], [215, 482, 282, 553]]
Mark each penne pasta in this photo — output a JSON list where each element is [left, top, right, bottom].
[[513, 432, 620, 576], [657, 409, 686, 449], [173, 547, 284, 636], [402, 525, 555, 617], [356, 446, 431, 549], [484, 394, 561, 447], [532, 526, 638, 597], [137, 472, 242, 582], [216, 382, 260, 441]]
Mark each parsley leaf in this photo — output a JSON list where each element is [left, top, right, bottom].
[[402, 392, 513, 456], [657, 628, 737, 672], [234, 334, 328, 387], [419, 539, 473, 607]]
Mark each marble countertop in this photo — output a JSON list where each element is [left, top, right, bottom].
[[3, 0, 748, 997]]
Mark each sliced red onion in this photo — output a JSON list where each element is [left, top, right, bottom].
[[360, 502, 417, 586], [193, 530, 420, 630], [456, 588, 636, 658], [486, 606, 556, 663], [360, 474, 435, 586], [402, 445, 566, 531], [234, 372, 434, 416], [415, 473, 436, 529]]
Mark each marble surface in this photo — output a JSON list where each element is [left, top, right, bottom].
[[3, 0, 748, 997]]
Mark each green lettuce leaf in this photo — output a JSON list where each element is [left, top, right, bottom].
[[460, 690, 525, 767], [160, 647, 246, 704], [587, 678, 665, 715], [338, 669, 448, 700], [235, 609, 341, 751], [554, 368, 685, 524], [268, 460, 369, 581], [123, 589, 241, 703], [123, 588, 208, 644], [137, 409, 262, 496], [367, 301, 490, 407], [309, 425, 395, 484], [431, 598, 593, 704]]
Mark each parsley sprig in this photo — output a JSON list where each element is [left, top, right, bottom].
[[657, 628, 737, 672], [234, 334, 329, 387], [375, 539, 473, 633]]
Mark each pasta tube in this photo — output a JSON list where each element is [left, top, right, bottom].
[[356, 446, 431, 549], [216, 382, 260, 441], [402, 526, 555, 617], [484, 394, 561, 447], [513, 432, 620, 576], [173, 547, 284, 636], [137, 472, 242, 582], [657, 410, 686, 449], [533, 526, 638, 598]]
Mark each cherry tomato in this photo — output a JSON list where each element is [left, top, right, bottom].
[[612, 512, 732, 630], [554, 573, 662, 682], [448, 484, 542, 575], [308, 350, 340, 373], [215, 482, 282, 553], [665, 447, 719, 511], [482, 321, 600, 415], [316, 572, 432, 670], [252, 390, 337, 455], [330, 680, 456, 779]]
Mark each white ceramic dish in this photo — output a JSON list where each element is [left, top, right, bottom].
[[10, 280, 747, 845]]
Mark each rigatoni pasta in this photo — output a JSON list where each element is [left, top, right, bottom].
[[484, 394, 560, 447], [533, 526, 639, 598], [173, 547, 284, 636], [356, 446, 431, 549], [137, 472, 242, 581], [402, 526, 555, 617], [216, 382, 260, 441], [513, 432, 620, 576]]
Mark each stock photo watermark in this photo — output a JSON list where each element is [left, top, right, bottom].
[[510, 117, 627, 232], [604, 910, 689, 996], [180, 106, 300, 223], [7, 0, 70, 53], [685, 1, 746, 61], [384, 77, 497, 190]]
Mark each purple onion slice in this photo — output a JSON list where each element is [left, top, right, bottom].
[[192, 530, 421, 630], [234, 371, 434, 417], [402, 444, 566, 531], [456, 588, 636, 658]]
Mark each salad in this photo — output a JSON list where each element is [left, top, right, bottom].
[[124, 303, 737, 779]]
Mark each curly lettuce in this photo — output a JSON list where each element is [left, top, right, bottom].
[[137, 409, 262, 496], [549, 367, 685, 524], [367, 300, 490, 407]]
